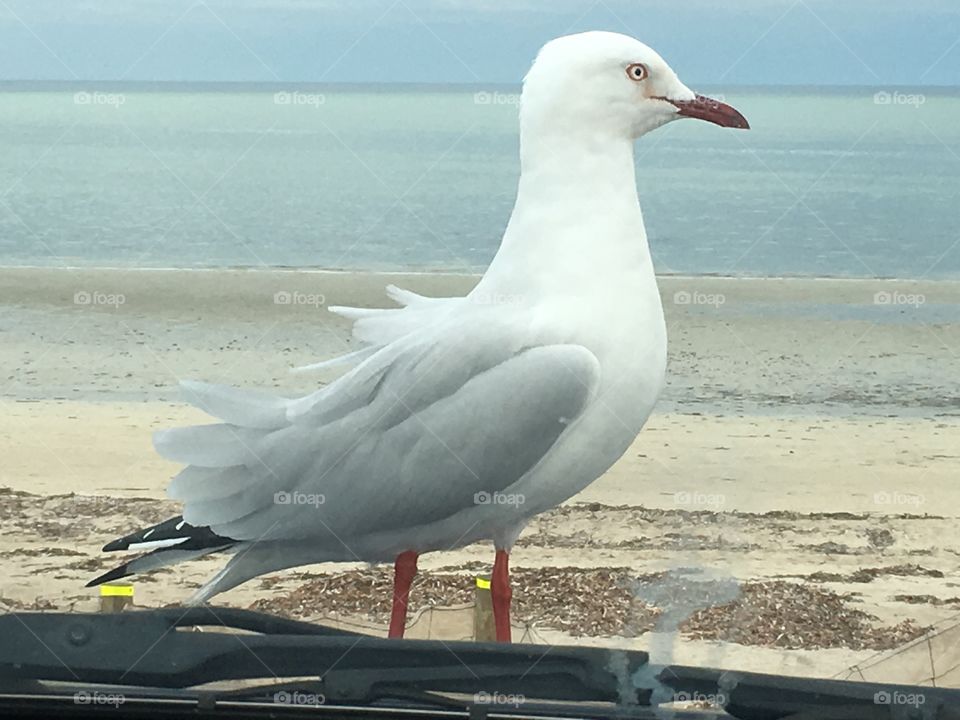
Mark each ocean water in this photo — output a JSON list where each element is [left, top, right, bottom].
[[0, 84, 957, 278]]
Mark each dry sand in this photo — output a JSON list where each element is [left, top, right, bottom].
[[2, 267, 959, 680]]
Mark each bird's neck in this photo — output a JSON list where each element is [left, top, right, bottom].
[[516, 131, 642, 224], [485, 127, 655, 292], [518, 119, 638, 191]]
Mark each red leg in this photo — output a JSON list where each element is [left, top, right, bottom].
[[388, 550, 418, 639], [491, 549, 512, 643]]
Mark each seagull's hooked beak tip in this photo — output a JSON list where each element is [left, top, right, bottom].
[[668, 94, 750, 130]]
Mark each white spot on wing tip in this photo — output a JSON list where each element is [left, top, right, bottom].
[[127, 537, 190, 552]]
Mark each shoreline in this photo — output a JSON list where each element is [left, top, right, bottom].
[[3, 266, 959, 309], [3, 263, 960, 283]]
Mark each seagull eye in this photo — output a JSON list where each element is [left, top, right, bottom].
[[626, 63, 648, 81]]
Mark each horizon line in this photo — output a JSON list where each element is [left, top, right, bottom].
[[0, 80, 957, 91]]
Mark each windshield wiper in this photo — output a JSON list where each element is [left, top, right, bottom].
[[0, 607, 957, 720]]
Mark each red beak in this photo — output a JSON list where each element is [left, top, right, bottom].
[[668, 94, 750, 130]]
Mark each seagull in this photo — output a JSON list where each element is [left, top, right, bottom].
[[88, 31, 748, 642]]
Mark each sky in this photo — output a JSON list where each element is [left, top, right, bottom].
[[0, 0, 957, 86]]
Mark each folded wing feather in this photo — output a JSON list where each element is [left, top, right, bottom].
[[294, 285, 462, 373], [157, 317, 599, 549]]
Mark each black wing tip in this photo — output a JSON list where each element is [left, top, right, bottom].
[[102, 538, 128, 552], [88, 516, 239, 590], [100, 514, 191, 553], [86, 564, 132, 588], [97, 515, 237, 556]]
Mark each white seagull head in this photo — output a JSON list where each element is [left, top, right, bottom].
[[521, 31, 749, 141]]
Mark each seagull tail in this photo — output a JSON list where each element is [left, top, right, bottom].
[[85, 545, 228, 588], [86, 515, 237, 589]]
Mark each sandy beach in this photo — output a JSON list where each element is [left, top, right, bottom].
[[2, 267, 959, 681]]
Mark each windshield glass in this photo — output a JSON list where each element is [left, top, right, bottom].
[[1, 0, 958, 715]]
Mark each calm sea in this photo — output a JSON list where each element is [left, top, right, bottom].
[[0, 84, 957, 278]]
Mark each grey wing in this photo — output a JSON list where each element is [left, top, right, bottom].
[[158, 336, 600, 543]]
